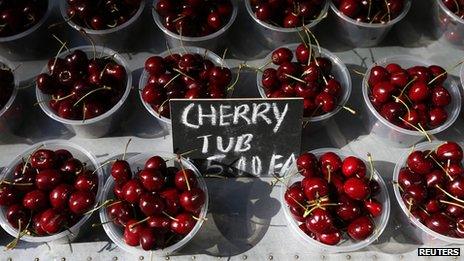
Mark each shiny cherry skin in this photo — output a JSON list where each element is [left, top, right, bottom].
[[122, 179, 144, 204], [111, 160, 132, 184], [7, 204, 29, 229], [347, 216, 374, 240], [49, 184, 74, 209], [124, 219, 145, 246], [31, 149, 57, 170], [170, 212, 196, 235], [302, 177, 329, 200], [342, 156, 366, 178], [426, 213, 455, 235], [407, 151, 433, 175], [139, 193, 165, 216], [175, 169, 198, 191], [68, 191, 95, 215], [107, 201, 133, 227], [40, 208, 66, 234], [364, 198, 383, 217], [436, 142, 463, 163], [305, 208, 334, 234], [36, 169, 62, 190], [344, 177, 370, 200], [144, 156, 167, 171], [23, 190, 48, 211], [138, 169, 165, 192], [179, 187, 206, 213]]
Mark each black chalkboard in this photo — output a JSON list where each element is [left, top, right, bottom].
[[170, 98, 304, 177]]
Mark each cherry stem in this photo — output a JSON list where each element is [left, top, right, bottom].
[[129, 217, 150, 229], [367, 0, 372, 20], [172, 68, 194, 80], [163, 74, 181, 89], [339, 105, 357, 115], [284, 73, 306, 83], [83, 199, 115, 216], [351, 69, 366, 76], [439, 199, 464, 209], [48, 13, 75, 29], [398, 117, 431, 142], [417, 123, 432, 142], [73, 86, 112, 107], [383, 0, 391, 22], [122, 138, 132, 161], [392, 95, 411, 118], [288, 195, 309, 212], [398, 76, 417, 98], [435, 185, 464, 204], [392, 181, 404, 192], [367, 153, 375, 181], [0, 180, 33, 186], [221, 48, 228, 69], [51, 40, 68, 75], [429, 155, 453, 180], [326, 166, 332, 183], [79, 29, 96, 60], [53, 92, 75, 102], [162, 211, 178, 221], [191, 215, 207, 222], [6, 221, 23, 250], [227, 64, 244, 93], [177, 155, 191, 191], [92, 160, 116, 175], [52, 34, 69, 52], [157, 99, 169, 117]]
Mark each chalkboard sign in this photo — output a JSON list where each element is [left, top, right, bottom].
[[170, 98, 304, 177]]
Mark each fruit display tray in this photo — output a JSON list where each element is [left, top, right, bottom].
[[0, 1, 463, 260]]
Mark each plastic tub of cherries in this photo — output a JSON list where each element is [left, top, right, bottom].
[[60, 0, 145, 51], [330, 0, 412, 47], [153, 0, 237, 51], [362, 55, 462, 148], [433, 0, 464, 49], [393, 141, 464, 245], [257, 43, 352, 129], [35, 45, 132, 138], [139, 46, 233, 130], [0, 0, 54, 60], [100, 152, 208, 255], [0, 56, 21, 134], [0, 140, 104, 246], [281, 149, 390, 252], [245, 0, 329, 49]]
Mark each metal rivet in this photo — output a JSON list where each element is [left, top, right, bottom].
[[192, 256, 196, 260], [139, 256, 144, 260], [87, 257, 92, 261], [242, 255, 248, 260], [372, 255, 377, 260], [294, 255, 299, 260], [269, 255, 273, 260], [453, 257, 458, 260], [34, 259, 39, 261], [61, 258, 66, 261], [321, 255, 326, 260], [112, 257, 118, 261], [346, 255, 351, 260], [165, 257, 170, 260], [7, 258, 12, 261]]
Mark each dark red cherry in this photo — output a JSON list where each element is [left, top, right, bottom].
[[175, 169, 198, 191], [170, 212, 196, 235], [179, 187, 206, 213], [31, 149, 56, 170], [23, 190, 48, 211], [347, 216, 374, 240], [139, 193, 165, 216], [138, 169, 165, 192], [344, 177, 370, 200], [68, 191, 95, 215], [111, 160, 132, 184], [305, 208, 333, 234], [49, 184, 74, 209], [122, 179, 144, 204]]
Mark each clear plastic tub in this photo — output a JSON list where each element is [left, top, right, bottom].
[[460, 63, 464, 98], [244, 0, 329, 50], [59, 1, 145, 51], [329, 0, 412, 47], [138, 46, 230, 131], [0, 139, 105, 244], [36, 45, 132, 139], [152, 0, 238, 52], [0, 1, 54, 61], [432, 0, 464, 50], [280, 148, 391, 253], [256, 43, 352, 130], [393, 140, 464, 246], [362, 55, 462, 148], [0, 56, 22, 134], [99, 152, 209, 256]]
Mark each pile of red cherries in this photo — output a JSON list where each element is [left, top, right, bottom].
[[398, 141, 464, 238], [367, 63, 451, 131], [442, 0, 464, 18], [0, 67, 14, 110], [155, 0, 234, 37], [108, 155, 206, 250], [0, 148, 98, 235], [284, 151, 383, 245], [261, 44, 343, 117], [142, 52, 232, 118], [334, 0, 405, 23], [66, 0, 142, 30], [0, 1, 48, 37], [36, 49, 127, 121], [250, 0, 326, 28]]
